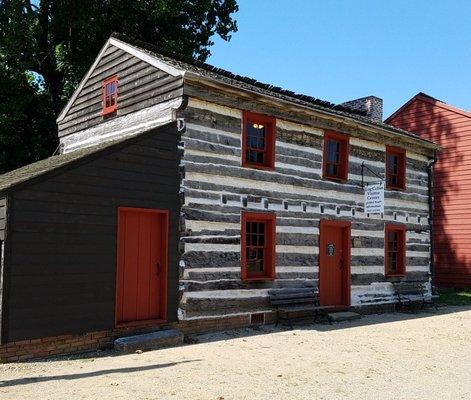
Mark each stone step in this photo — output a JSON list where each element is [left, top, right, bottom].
[[114, 329, 184, 353], [327, 311, 362, 323]]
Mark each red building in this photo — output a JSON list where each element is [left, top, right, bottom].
[[387, 93, 471, 288]]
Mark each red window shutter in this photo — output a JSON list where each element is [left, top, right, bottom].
[[242, 111, 276, 170], [322, 131, 349, 182], [384, 223, 406, 277], [241, 211, 276, 280]]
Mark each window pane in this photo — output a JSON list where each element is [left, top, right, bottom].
[[386, 229, 404, 275], [246, 220, 266, 275], [246, 150, 264, 164], [388, 154, 398, 173], [245, 122, 267, 165], [387, 252, 397, 273], [246, 248, 264, 273], [258, 231, 264, 246], [388, 231, 398, 250], [246, 123, 266, 150], [327, 140, 340, 164], [247, 221, 253, 239], [326, 139, 342, 178], [327, 163, 338, 176], [104, 81, 117, 109], [106, 82, 114, 95], [388, 153, 402, 187]]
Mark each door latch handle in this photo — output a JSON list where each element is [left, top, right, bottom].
[[155, 261, 160, 276], [339, 258, 343, 270]]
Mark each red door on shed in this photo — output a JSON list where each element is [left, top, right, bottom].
[[116, 208, 168, 325], [319, 220, 351, 306]]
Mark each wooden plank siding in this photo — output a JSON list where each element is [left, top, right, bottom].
[[0, 197, 6, 241], [1, 124, 181, 342], [0, 196, 6, 343], [58, 45, 184, 147], [177, 98, 432, 318], [387, 96, 471, 288]]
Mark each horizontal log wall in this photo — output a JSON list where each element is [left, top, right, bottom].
[[184, 82, 436, 157], [58, 45, 184, 141], [178, 98, 431, 318]]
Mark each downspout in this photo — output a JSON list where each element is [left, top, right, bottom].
[[427, 151, 438, 293]]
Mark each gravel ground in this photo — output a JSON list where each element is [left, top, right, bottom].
[[0, 306, 470, 400]]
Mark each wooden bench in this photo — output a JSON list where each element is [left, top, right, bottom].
[[393, 281, 438, 312], [268, 288, 338, 328]]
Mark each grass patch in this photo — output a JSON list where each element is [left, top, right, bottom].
[[436, 289, 471, 306]]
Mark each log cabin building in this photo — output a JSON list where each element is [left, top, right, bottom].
[[0, 34, 439, 361], [387, 93, 471, 288]]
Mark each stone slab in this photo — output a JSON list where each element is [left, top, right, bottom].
[[327, 312, 362, 323], [114, 329, 184, 353]]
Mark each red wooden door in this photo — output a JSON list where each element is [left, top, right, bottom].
[[116, 208, 167, 325], [319, 221, 350, 306]]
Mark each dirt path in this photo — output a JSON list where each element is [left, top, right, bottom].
[[0, 307, 470, 400]]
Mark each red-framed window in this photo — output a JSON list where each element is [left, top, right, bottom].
[[242, 111, 276, 170], [386, 146, 406, 190], [102, 75, 118, 115], [323, 131, 349, 182], [384, 224, 406, 277], [241, 211, 276, 280]]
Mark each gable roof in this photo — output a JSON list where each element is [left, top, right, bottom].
[[0, 122, 176, 194], [111, 34, 369, 116], [56, 37, 184, 122], [57, 33, 439, 150], [57, 34, 367, 123], [385, 92, 471, 123]]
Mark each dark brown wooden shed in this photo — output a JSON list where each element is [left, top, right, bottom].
[[0, 122, 181, 359]]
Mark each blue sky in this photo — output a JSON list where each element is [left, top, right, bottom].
[[208, 0, 471, 118]]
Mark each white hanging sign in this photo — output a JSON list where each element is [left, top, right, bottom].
[[364, 182, 384, 214]]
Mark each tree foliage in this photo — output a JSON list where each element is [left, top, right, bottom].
[[0, 0, 238, 173]]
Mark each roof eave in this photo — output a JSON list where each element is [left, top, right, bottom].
[[56, 38, 113, 123], [184, 71, 440, 152], [386, 93, 471, 123], [0, 121, 179, 194]]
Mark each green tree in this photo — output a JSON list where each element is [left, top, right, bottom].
[[0, 0, 238, 174]]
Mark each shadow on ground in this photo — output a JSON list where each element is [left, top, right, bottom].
[[3, 305, 469, 374], [190, 304, 471, 344], [0, 359, 201, 388]]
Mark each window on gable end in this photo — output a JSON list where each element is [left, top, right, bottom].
[[102, 75, 118, 116], [242, 111, 276, 170]]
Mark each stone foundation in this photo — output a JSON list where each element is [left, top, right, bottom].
[[0, 303, 397, 363], [0, 312, 259, 363]]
